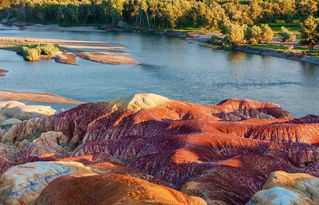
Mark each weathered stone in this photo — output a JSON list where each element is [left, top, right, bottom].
[[33, 173, 207, 205], [0, 161, 101, 205], [246, 171, 319, 205], [0, 101, 56, 120]]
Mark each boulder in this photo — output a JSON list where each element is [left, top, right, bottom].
[[33, 173, 207, 205], [0, 101, 56, 121]]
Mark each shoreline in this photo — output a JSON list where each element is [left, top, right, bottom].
[[99, 26, 319, 66], [5, 23, 317, 65], [233, 45, 319, 65]]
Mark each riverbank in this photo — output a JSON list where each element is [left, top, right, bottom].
[[27, 24, 317, 66], [232, 45, 319, 65], [11, 23, 318, 66], [98, 26, 319, 65]]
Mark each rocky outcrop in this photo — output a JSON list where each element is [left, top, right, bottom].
[[246, 171, 319, 205], [0, 93, 319, 205], [0, 101, 55, 122], [23, 131, 70, 157], [32, 173, 206, 205], [0, 161, 102, 204]]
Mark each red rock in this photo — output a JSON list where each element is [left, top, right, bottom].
[[1, 93, 319, 204]]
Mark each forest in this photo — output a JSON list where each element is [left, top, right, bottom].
[[0, 0, 318, 30]]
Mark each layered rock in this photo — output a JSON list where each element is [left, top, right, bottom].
[[246, 171, 319, 205], [33, 173, 206, 205], [0, 101, 56, 126], [0, 93, 319, 205], [0, 161, 102, 204]]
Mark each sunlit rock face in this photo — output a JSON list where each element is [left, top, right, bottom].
[[246, 171, 319, 205], [32, 173, 207, 205], [1, 93, 319, 204]]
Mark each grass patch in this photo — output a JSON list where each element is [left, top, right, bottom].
[[17, 44, 61, 61], [248, 44, 289, 50], [266, 20, 301, 32], [170, 27, 217, 33]]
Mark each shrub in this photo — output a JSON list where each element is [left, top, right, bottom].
[[244, 24, 273, 44], [17, 43, 61, 61], [279, 26, 296, 42], [20, 46, 41, 61], [245, 25, 262, 44], [260, 24, 274, 43], [226, 23, 245, 45], [38, 44, 60, 56]]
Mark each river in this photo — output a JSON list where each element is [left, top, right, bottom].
[[0, 25, 319, 117]]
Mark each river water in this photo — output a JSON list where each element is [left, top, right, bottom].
[[0, 25, 318, 117]]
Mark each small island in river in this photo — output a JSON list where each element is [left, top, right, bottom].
[[0, 37, 137, 65]]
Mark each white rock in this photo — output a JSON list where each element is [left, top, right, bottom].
[[0, 101, 56, 121], [0, 161, 100, 205]]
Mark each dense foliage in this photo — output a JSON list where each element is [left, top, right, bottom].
[[0, 0, 319, 29], [17, 43, 60, 61], [221, 23, 273, 45], [301, 16, 319, 50]]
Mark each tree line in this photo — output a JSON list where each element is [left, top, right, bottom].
[[0, 0, 318, 29]]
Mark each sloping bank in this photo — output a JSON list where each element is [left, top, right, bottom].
[[232, 45, 319, 65]]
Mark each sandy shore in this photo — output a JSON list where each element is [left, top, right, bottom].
[[0, 90, 82, 104], [76, 52, 137, 65], [233, 45, 319, 65]]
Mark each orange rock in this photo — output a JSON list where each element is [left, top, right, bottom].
[[33, 173, 206, 205]]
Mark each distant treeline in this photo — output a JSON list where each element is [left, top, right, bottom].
[[0, 0, 318, 29]]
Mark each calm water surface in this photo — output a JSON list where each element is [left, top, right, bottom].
[[0, 25, 319, 117]]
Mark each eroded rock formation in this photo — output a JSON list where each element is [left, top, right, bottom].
[[33, 173, 206, 205], [246, 171, 319, 205], [0, 93, 319, 205]]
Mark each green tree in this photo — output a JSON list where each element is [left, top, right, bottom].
[[296, 0, 317, 17], [301, 16, 319, 51], [107, 0, 124, 24]]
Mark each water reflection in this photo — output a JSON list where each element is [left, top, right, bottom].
[[227, 51, 247, 67], [301, 63, 319, 82]]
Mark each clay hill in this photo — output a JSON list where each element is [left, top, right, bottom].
[[1, 93, 319, 205]]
